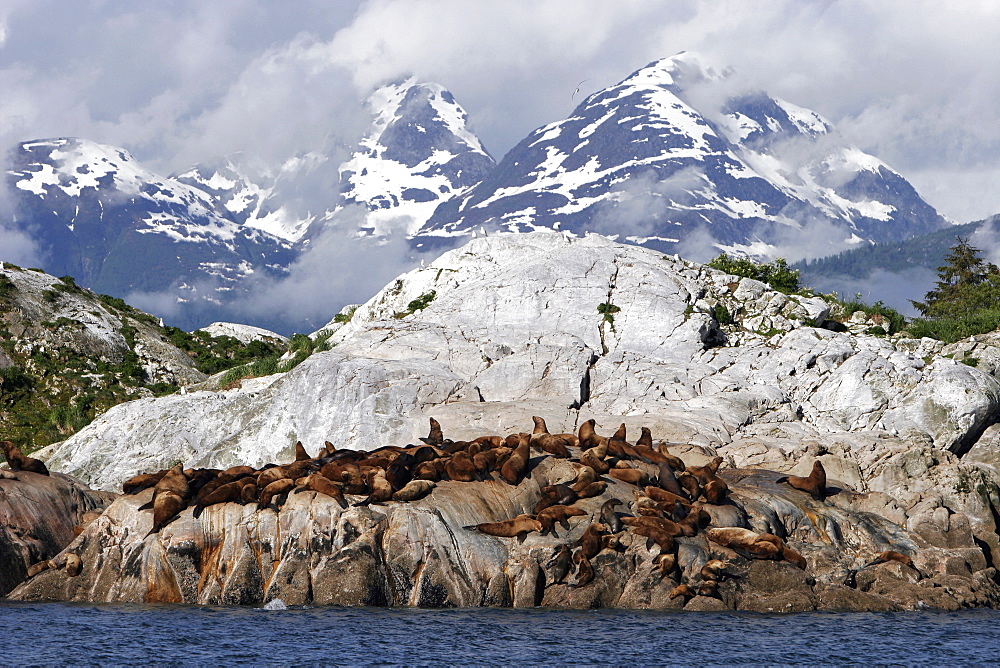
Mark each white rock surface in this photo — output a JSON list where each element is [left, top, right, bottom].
[[41, 232, 1000, 542], [197, 322, 289, 345]]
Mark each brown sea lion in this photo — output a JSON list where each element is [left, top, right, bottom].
[[258, 478, 296, 510], [676, 471, 701, 500], [654, 464, 687, 498], [421, 417, 444, 446], [574, 553, 595, 587], [653, 552, 677, 575], [698, 580, 720, 599], [240, 481, 259, 504], [669, 584, 697, 601], [26, 560, 52, 578], [707, 528, 780, 560], [629, 525, 678, 553], [576, 481, 607, 499], [122, 470, 169, 495], [0, 440, 49, 475], [499, 433, 530, 485], [296, 474, 349, 508], [571, 465, 598, 493], [579, 442, 611, 475], [534, 483, 579, 513], [392, 479, 436, 502], [578, 419, 607, 450], [193, 480, 244, 517], [700, 559, 733, 582], [355, 469, 393, 506], [537, 505, 587, 534], [529, 417, 574, 457], [64, 553, 83, 577], [385, 461, 412, 491], [473, 449, 502, 477], [655, 446, 687, 472], [257, 466, 291, 489], [466, 514, 541, 539], [445, 451, 479, 482], [608, 466, 649, 486], [413, 458, 446, 482], [578, 522, 609, 560], [636, 427, 654, 448], [146, 491, 186, 536], [294, 441, 311, 461], [776, 460, 828, 501], [644, 485, 690, 507], [863, 550, 914, 570]]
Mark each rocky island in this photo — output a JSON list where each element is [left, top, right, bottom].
[[4, 232, 1000, 610]]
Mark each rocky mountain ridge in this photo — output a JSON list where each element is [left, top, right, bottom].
[[416, 54, 947, 254]]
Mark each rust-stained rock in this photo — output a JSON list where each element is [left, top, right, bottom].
[[0, 471, 114, 596], [7, 451, 1000, 611]]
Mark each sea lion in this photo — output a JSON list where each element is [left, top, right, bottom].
[[703, 478, 729, 504], [776, 460, 828, 501], [420, 417, 444, 446], [72, 510, 104, 537], [599, 498, 623, 533], [636, 427, 654, 448], [545, 544, 574, 585], [578, 419, 611, 450], [653, 552, 676, 575], [499, 433, 530, 485], [258, 478, 296, 510], [644, 485, 690, 507], [577, 522, 609, 560], [466, 514, 541, 539], [571, 465, 598, 493], [655, 463, 687, 498], [26, 560, 51, 578], [0, 440, 49, 475], [257, 466, 291, 490], [413, 458, 446, 482], [611, 423, 627, 442], [700, 559, 733, 582], [240, 482, 259, 504], [294, 441, 312, 462], [529, 416, 574, 457], [862, 550, 914, 570], [534, 484, 578, 513], [676, 471, 701, 500], [537, 505, 587, 534], [472, 435, 504, 449], [706, 528, 782, 560], [579, 443, 611, 475], [574, 553, 595, 587], [193, 480, 245, 517], [146, 490, 187, 536], [629, 525, 677, 553], [576, 481, 607, 499], [445, 451, 479, 482], [64, 553, 83, 577], [355, 469, 393, 506], [655, 446, 687, 472], [385, 461, 413, 491], [608, 466, 649, 486], [122, 470, 169, 495], [669, 584, 697, 601], [296, 474, 349, 508], [472, 449, 502, 477], [698, 580, 720, 599], [391, 479, 436, 502]]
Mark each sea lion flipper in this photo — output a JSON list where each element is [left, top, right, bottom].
[[137, 501, 154, 511]]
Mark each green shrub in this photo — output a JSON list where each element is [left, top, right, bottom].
[[712, 303, 732, 325], [394, 290, 437, 319], [333, 306, 358, 323], [837, 295, 906, 335], [707, 253, 800, 293], [597, 302, 621, 322], [0, 275, 17, 299], [906, 309, 1000, 344]]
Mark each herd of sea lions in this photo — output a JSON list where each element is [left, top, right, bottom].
[[11, 416, 918, 603]]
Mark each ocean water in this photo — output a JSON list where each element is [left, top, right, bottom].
[[1, 602, 998, 665]]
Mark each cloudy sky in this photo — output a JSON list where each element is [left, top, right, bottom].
[[2, 0, 998, 224]]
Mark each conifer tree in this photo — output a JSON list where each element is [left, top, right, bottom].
[[911, 237, 1000, 318]]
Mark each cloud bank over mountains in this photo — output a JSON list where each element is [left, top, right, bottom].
[[2, 0, 998, 224]]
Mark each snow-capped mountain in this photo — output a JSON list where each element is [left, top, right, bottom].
[[415, 53, 947, 257], [4, 138, 295, 316], [331, 77, 496, 237]]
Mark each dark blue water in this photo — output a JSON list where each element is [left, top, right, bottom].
[[1, 602, 998, 665]]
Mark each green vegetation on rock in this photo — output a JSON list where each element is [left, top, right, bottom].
[[707, 253, 801, 293]]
